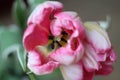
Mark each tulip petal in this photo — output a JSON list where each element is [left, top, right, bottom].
[[28, 1, 63, 29], [60, 63, 83, 80], [50, 11, 85, 39], [83, 70, 94, 80], [50, 40, 84, 65], [82, 43, 99, 72], [109, 49, 116, 62], [95, 49, 116, 75], [95, 63, 113, 75], [84, 22, 116, 76], [68, 37, 84, 63], [27, 50, 60, 75], [84, 22, 113, 63], [84, 22, 111, 53], [24, 1, 63, 51], [23, 24, 48, 51], [50, 47, 74, 65], [50, 12, 84, 65]]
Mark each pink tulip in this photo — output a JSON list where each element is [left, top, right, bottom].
[[83, 22, 116, 77], [23, 1, 116, 80], [59, 22, 116, 80], [50, 11, 85, 65], [23, 1, 63, 75], [23, 1, 85, 77]]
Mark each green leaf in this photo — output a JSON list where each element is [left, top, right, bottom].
[[12, 0, 29, 30], [17, 45, 27, 71], [0, 25, 27, 72], [0, 25, 23, 77], [0, 25, 21, 55]]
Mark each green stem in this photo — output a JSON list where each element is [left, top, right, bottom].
[[28, 73, 36, 80]]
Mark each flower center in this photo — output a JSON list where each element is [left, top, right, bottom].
[[48, 31, 70, 51], [36, 31, 70, 57]]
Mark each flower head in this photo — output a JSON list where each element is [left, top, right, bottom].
[[23, 1, 116, 80], [82, 22, 116, 79], [23, 1, 84, 76]]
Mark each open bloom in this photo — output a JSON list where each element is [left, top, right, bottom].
[[59, 22, 116, 80], [23, 1, 84, 76], [23, 1, 116, 80], [83, 22, 116, 75]]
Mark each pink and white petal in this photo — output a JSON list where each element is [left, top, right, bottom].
[[50, 47, 75, 65], [54, 12, 79, 31], [50, 19, 63, 36], [84, 22, 111, 53], [82, 43, 99, 72], [108, 49, 117, 62], [54, 11, 78, 20], [85, 43, 107, 62], [82, 54, 99, 72], [95, 63, 113, 75], [68, 37, 84, 63], [100, 49, 116, 66], [27, 50, 60, 75], [50, 40, 84, 65], [23, 24, 48, 51], [72, 16, 85, 39], [83, 70, 94, 80], [27, 1, 63, 29], [60, 63, 83, 80], [50, 12, 75, 36], [50, 11, 85, 37]]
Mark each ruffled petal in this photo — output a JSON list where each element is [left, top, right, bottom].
[[50, 39, 84, 65], [83, 69, 94, 80], [28, 1, 63, 29], [84, 22, 116, 76], [50, 12, 84, 65], [84, 22, 111, 53], [50, 11, 85, 39], [107, 49, 116, 62], [60, 63, 83, 80], [27, 50, 60, 75], [95, 49, 116, 75], [82, 43, 99, 72], [84, 22, 114, 64], [68, 37, 84, 63], [50, 47, 74, 65], [24, 1, 63, 51], [23, 24, 48, 51], [95, 62, 113, 75]]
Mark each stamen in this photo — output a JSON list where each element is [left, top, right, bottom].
[[50, 43, 55, 49], [61, 38, 67, 43], [48, 35, 54, 40], [62, 31, 68, 35], [56, 41, 62, 47], [48, 30, 70, 49]]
